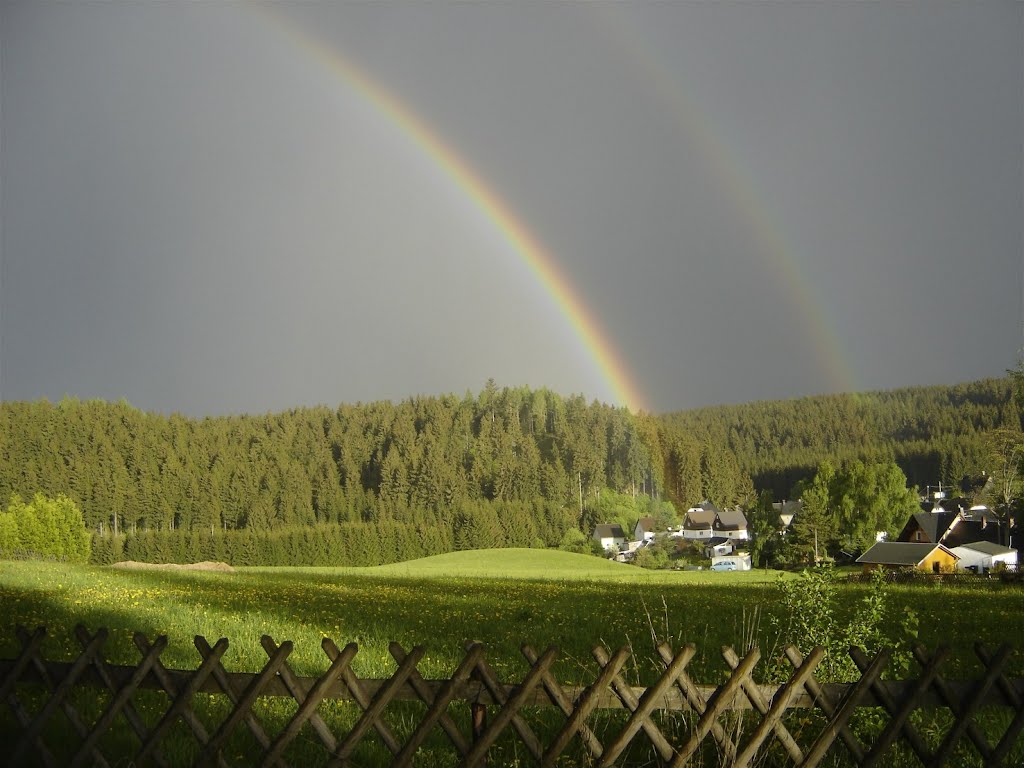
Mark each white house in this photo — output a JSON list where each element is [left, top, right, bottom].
[[592, 524, 627, 552], [682, 507, 717, 540], [715, 509, 749, 541], [682, 503, 749, 541], [951, 541, 1018, 573], [633, 517, 658, 542]]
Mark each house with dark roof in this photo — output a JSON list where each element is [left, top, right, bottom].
[[898, 510, 959, 544], [592, 524, 627, 552], [856, 542, 959, 574], [680, 502, 749, 541], [681, 507, 717, 539], [773, 499, 802, 529], [898, 506, 1008, 549], [715, 509, 749, 540], [633, 517, 659, 542]]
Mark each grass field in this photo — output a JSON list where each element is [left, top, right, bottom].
[[2, 548, 1022, 682], [3, 549, 1024, 766]]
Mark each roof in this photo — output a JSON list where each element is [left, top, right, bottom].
[[899, 511, 958, 543], [955, 541, 1016, 556], [716, 509, 748, 529], [593, 524, 626, 539], [774, 500, 802, 515], [857, 542, 958, 566], [635, 516, 657, 532], [706, 537, 731, 547], [941, 517, 1003, 548], [684, 510, 716, 528]]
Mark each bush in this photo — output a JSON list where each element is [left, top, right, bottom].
[[770, 565, 915, 682], [0, 493, 91, 562]]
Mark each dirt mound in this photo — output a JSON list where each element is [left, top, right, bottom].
[[111, 560, 235, 573]]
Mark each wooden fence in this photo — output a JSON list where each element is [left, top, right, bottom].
[[2, 625, 1023, 767]]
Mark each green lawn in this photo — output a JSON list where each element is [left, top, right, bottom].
[[1, 549, 1021, 683], [265, 547, 788, 583]]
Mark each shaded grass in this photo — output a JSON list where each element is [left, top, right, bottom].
[[2, 550, 1022, 679], [2, 550, 1024, 766]]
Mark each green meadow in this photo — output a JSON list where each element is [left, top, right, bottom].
[[3, 549, 1024, 766], [2, 549, 1023, 682]]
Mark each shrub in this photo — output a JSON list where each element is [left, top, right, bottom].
[[0, 493, 91, 562], [770, 565, 915, 682]]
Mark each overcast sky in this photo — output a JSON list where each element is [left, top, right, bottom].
[[1, 1, 1021, 416]]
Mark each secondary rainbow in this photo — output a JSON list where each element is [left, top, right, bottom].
[[252, 8, 648, 413], [593, 5, 858, 397]]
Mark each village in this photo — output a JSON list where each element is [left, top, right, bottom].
[[592, 491, 1019, 575]]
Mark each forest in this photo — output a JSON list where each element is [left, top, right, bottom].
[[0, 376, 1018, 565]]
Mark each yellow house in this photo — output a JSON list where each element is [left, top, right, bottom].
[[856, 542, 959, 574]]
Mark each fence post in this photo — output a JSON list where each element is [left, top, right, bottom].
[[471, 702, 487, 766]]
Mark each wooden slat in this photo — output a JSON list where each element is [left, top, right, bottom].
[[854, 644, 946, 767], [535, 643, 623, 764], [10, 625, 110, 768], [197, 635, 293, 767], [925, 642, 1009, 764], [977, 643, 1024, 767], [658, 642, 736, 761], [261, 638, 355, 767], [5, 626, 58, 768], [463, 645, 556, 767], [723, 645, 803, 764], [330, 644, 424, 763], [323, 638, 403, 757], [70, 628, 169, 768], [194, 635, 277, 761], [3, 627, 1024, 768], [672, 646, 761, 766], [733, 645, 823, 767], [592, 645, 675, 764], [597, 644, 695, 767], [798, 646, 887, 768], [0, 625, 47, 703], [390, 642, 480, 765], [261, 635, 341, 753], [133, 633, 230, 768]]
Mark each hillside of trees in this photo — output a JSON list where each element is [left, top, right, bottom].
[[660, 377, 1019, 499], [0, 377, 1017, 565]]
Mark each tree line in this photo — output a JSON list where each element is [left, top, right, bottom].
[[659, 376, 1019, 499], [0, 377, 1018, 566]]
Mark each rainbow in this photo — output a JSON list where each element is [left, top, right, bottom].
[[250, 7, 648, 413], [592, 5, 857, 397]]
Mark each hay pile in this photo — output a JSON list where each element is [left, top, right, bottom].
[[110, 561, 235, 573]]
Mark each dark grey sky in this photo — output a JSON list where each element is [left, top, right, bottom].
[[1, 1, 1021, 416]]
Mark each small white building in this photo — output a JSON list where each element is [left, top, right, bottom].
[[592, 524, 628, 552], [704, 537, 735, 558], [951, 541, 1018, 573], [710, 553, 752, 571], [633, 517, 658, 542]]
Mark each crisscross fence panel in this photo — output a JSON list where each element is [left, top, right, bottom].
[[2, 624, 1024, 766]]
